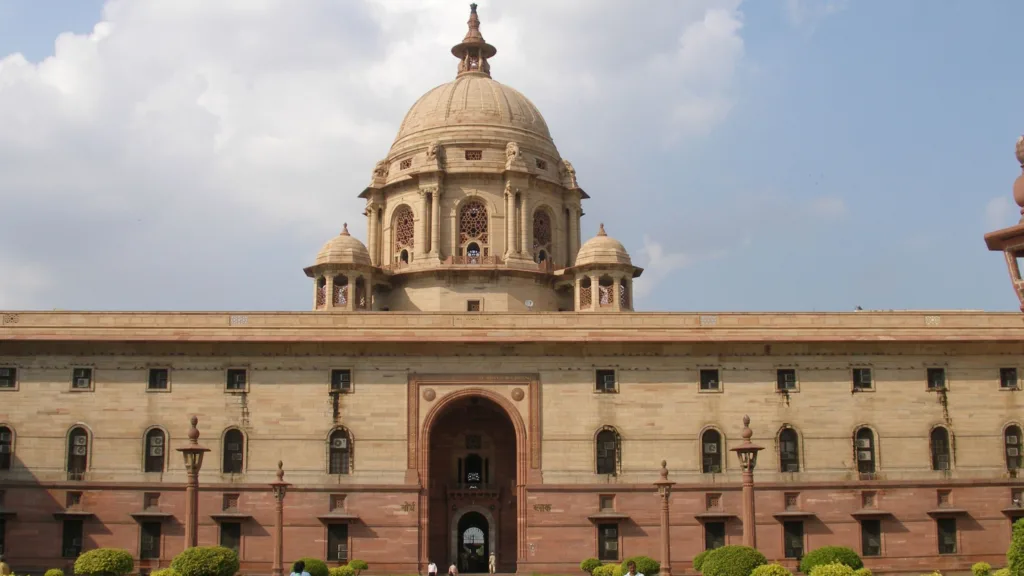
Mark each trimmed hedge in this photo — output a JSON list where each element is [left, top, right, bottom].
[[44, 570, 65, 576], [1011, 518, 1024, 576], [751, 564, 793, 576], [995, 569, 1011, 576], [693, 551, 710, 573], [150, 570, 178, 576], [799, 547, 863, 574], [171, 546, 240, 576], [621, 556, 660, 576], [974, 563, 993, 576], [347, 560, 368, 576], [594, 564, 624, 576], [854, 569, 873, 576], [74, 548, 134, 576], [809, 564, 855, 576], [581, 559, 603, 574], [295, 558, 329, 576], [701, 546, 767, 576], [328, 567, 354, 576]]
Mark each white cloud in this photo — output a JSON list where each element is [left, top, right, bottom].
[[633, 235, 728, 303], [985, 196, 1018, 231], [0, 0, 748, 309], [785, 0, 848, 30]]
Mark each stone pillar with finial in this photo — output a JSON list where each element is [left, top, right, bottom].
[[270, 461, 291, 576], [730, 415, 764, 549], [177, 416, 210, 548], [654, 460, 675, 576], [983, 136, 1024, 312]]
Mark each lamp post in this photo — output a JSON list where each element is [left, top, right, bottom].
[[730, 415, 763, 549], [983, 136, 1024, 312], [654, 460, 675, 576], [177, 415, 210, 549], [270, 461, 291, 576]]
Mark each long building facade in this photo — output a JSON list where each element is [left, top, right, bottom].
[[3, 5, 1024, 576]]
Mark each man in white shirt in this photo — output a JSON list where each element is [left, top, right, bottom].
[[625, 561, 644, 576], [428, 561, 438, 576]]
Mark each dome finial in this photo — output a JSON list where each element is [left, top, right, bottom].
[[598, 223, 607, 236], [341, 223, 349, 236], [452, 3, 496, 78]]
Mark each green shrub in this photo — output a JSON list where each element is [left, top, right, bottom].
[[295, 558, 329, 576], [594, 565, 624, 576], [151, 569, 178, 576], [751, 564, 793, 576], [799, 547, 863, 574], [328, 567, 354, 576], [581, 559, 603, 574], [975, 563, 993, 576], [701, 545, 767, 576], [809, 563, 855, 576], [45, 569, 65, 576], [853, 569, 873, 576], [621, 556, 660, 576], [919, 572, 943, 576], [693, 551, 710, 573], [995, 569, 1011, 576], [74, 548, 134, 576], [171, 546, 240, 576], [1011, 518, 1024, 576], [347, 560, 368, 576]]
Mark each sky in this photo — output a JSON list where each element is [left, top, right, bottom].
[[0, 0, 1022, 313]]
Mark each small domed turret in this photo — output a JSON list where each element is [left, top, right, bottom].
[[575, 223, 633, 267], [568, 224, 643, 312], [314, 224, 372, 266], [304, 224, 378, 312]]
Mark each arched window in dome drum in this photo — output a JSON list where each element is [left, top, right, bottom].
[[392, 205, 414, 264], [333, 276, 348, 307], [316, 277, 327, 309], [533, 209, 552, 263], [459, 201, 489, 258], [598, 276, 614, 307], [579, 277, 592, 309], [618, 279, 630, 310], [354, 278, 367, 310]]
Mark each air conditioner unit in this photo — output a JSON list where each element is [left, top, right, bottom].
[[705, 443, 718, 454], [74, 378, 90, 388], [151, 436, 164, 446], [150, 447, 163, 457], [606, 542, 618, 551], [75, 436, 87, 446], [858, 371, 872, 384], [231, 453, 243, 461], [1009, 436, 1019, 445], [72, 538, 82, 546], [604, 441, 616, 450], [856, 439, 871, 449], [1009, 448, 1020, 457], [336, 546, 347, 561], [857, 451, 872, 461], [333, 438, 348, 449], [0, 368, 9, 376], [785, 463, 799, 472], [783, 373, 796, 384], [0, 432, 10, 441], [73, 446, 87, 456], [0, 446, 10, 454], [227, 443, 239, 451], [936, 456, 949, 469], [705, 380, 719, 388]]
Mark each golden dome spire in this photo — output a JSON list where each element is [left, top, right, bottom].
[[451, 3, 496, 78]]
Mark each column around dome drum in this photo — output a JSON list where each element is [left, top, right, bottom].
[[325, 276, 336, 310], [430, 188, 442, 259], [417, 190, 429, 256], [504, 184, 515, 259], [367, 205, 379, 267], [519, 190, 530, 255]]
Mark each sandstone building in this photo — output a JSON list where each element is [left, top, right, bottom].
[[3, 5, 1024, 575]]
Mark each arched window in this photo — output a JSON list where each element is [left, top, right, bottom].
[[354, 277, 367, 310], [1006, 425, 1023, 471], [701, 429, 723, 473], [144, 428, 166, 473], [316, 277, 327, 309], [67, 426, 89, 479], [618, 279, 630, 310], [333, 276, 348, 307], [855, 428, 876, 474], [598, 276, 615, 307], [779, 427, 800, 472], [392, 205, 414, 264], [579, 277, 592, 309], [329, 428, 352, 475], [222, 429, 244, 474], [459, 201, 489, 257], [595, 428, 620, 475], [533, 209, 552, 263], [0, 426, 12, 470], [930, 427, 951, 471]]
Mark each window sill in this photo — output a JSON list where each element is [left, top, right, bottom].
[[1000, 387, 1021, 392], [68, 387, 94, 393], [851, 388, 876, 393], [698, 389, 723, 394], [224, 389, 249, 394], [776, 388, 799, 394], [0, 386, 18, 392], [146, 388, 171, 394]]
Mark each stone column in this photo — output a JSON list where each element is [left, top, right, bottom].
[[568, 207, 580, 266], [505, 185, 516, 258], [519, 190, 530, 255], [270, 461, 291, 576], [312, 278, 320, 310], [655, 461, 675, 576], [367, 205, 380, 266], [176, 416, 209, 550], [590, 274, 599, 311], [418, 190, 429, 256], [732, 415, 764, 550], [430, 189, 442, 259], [325, 276, 335, 310], [612, 274, 622, 312]]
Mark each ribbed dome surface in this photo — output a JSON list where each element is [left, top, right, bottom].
[[392, 73, 552, 147], [576, 225, 632, 267], [315, 227, 371, 267]]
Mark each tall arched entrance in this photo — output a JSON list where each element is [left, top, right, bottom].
[[426, 395, 518, 573]]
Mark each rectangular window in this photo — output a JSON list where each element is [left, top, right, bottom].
[[937, 518, 957, 554], [330, 369, 352, 393], [327, 523, 349, 563], [777, 369, 797, 391], [226, 369, 247, 391], [783, 521, 804, 559], [927, 368, 947, 390], [861, 519, 881, 557], [852, 368, 873, 391], [219, 522, 241, 553], [700, 369, 720, 391], [704, 522, 726, 550], [0, 367, 15, 389], [1002, 368, 1019, 390], [536, 158, 547, 170], [147, 368, 169, 391], [599, 495, 615, 511], [399, 158, 412, 170], [62, 519, 84, 558], [467, 300, 481, 312], [596, 370, 616, 393], [465, 150, 482, 160], [140, 521, 161, 559], [597, 523, 619, 561], [71, 368, 93, 391]]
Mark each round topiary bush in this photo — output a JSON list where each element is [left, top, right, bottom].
[[328, 567, 354, 576], [1010, 518, 1024, 576], [701, 545, 767, 576], [995, 569, 1011, 576], [171, 546, 240, 576], [151, 569, 178, 576], [581, 559, 603, 574], [346, 560, 368, 576], [974, 563, 992, 576], [45, 569, 65, 576], [74, 548, 134, 576], [621, 556, 660, 576], [295, 558, 329, 576], [693, 551, 710, 573], [751, 564, 793, 576], [594, 565, 624, 576], [854, 568, 873, 576], [799, 547, 863, 575], [809, 563, 855, 576]]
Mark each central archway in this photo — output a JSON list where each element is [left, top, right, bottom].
[[422, 392, 523, 574]]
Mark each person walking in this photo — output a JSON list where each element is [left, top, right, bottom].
[[290, 561, 311, 576], [448, 562, 458, 576], [428, 561, 438, 576], [0, 554, 11, 576], [625, 561, 643, 576], [488, 552, 496, 574]]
